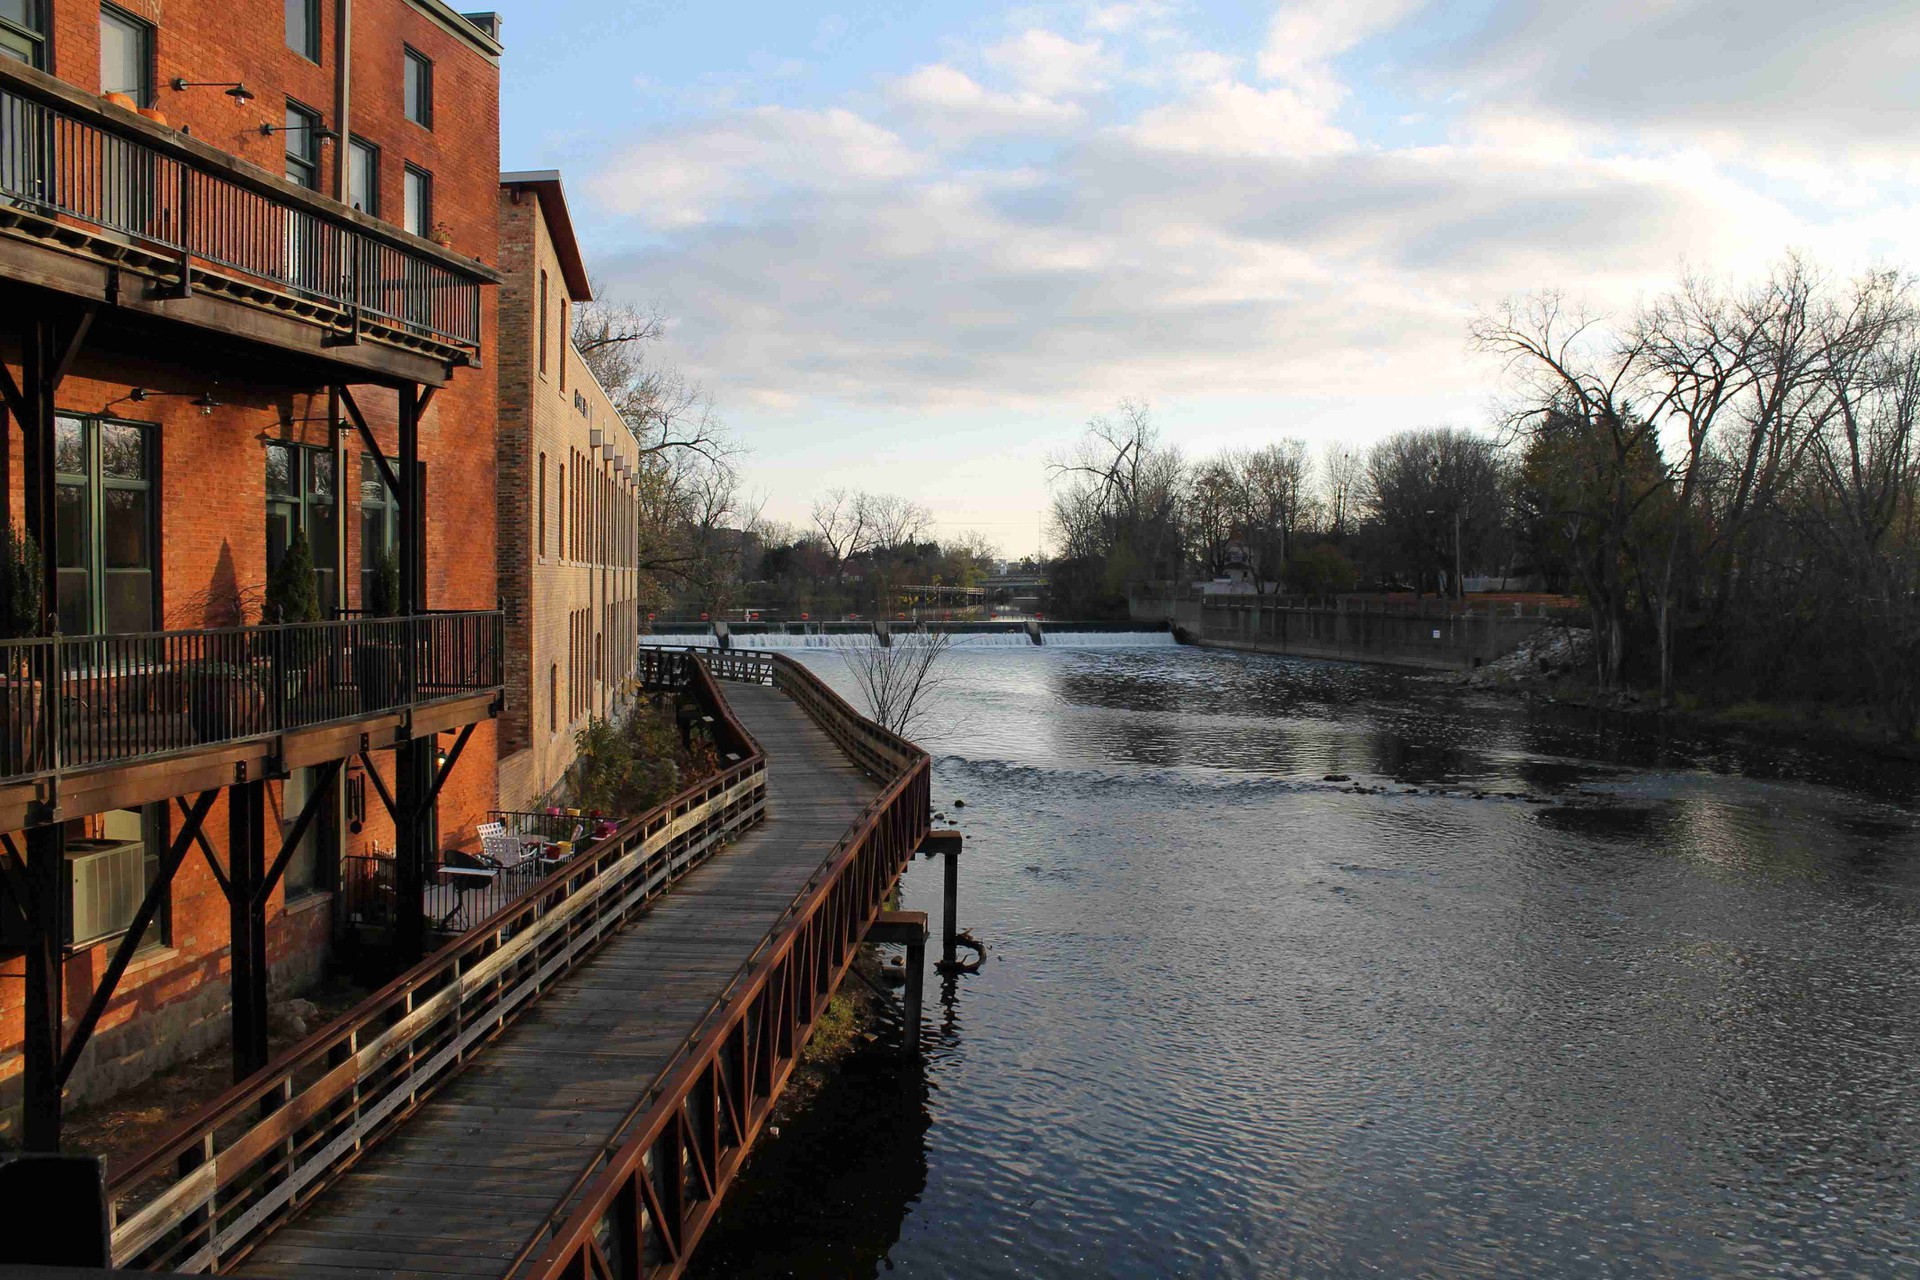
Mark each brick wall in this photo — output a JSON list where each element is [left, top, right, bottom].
[[495, 181, 647, 811], [0, 0, 502, 1135]]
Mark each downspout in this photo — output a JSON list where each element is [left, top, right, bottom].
[[332, 0, 352, 199]]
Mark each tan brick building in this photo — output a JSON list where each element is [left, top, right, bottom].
[[496, 171, 647, 811], [0, 0, 505, 1147]]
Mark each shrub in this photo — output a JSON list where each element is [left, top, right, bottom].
[[266, 527, 322, 624]]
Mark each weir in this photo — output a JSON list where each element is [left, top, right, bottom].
[[639, 623, 1178, 650], [82, 652, 939, 1280]]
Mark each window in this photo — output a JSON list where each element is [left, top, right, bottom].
[[347, 138, 379, 214], [285, 0, 319, 62], [66, 806, 167, 952], [265, 443, 338, 612], [0, 0, 45, 67], [403, 46, 433, 127], [281, 767, 337, 898], [549, 664, 557, 734], [403, 165, 431, 237], [284, 101, 321, 190], [538, 271, 548, 373], [55, 416, 156, 636], [557, 463, 565, 561], [99, 5, 153, 107], [538, 452, 547, 556], [559, 299, 568, 392], [359, 454, 398, 606]]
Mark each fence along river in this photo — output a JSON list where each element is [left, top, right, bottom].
[[98, 650, 931, 1280]]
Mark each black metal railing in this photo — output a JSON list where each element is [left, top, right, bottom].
[[0, 611, 501, 783], [0, 77, 483, 347]]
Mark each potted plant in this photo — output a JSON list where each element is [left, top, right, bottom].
[[0, 525, 45, 776], [429, 222, 455, 249], [355, 547, 406, 710], [185, 660, 267, 743], [265, 527, 322, 708]]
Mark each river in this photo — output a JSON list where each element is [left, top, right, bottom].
[[689, 640, 1920, 1278]]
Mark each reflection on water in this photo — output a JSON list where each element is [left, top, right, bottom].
[[693, 646, 1920, 1278]]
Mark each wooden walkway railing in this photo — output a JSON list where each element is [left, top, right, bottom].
[[507, 650, 929, 1280], [101, 648, 929, 1279], [103, 658, 762, 1272]]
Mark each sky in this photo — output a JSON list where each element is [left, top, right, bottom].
[[496, 0, 1920, 559]]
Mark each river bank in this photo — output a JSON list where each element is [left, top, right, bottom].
[[1447, 624, 1920, 762]]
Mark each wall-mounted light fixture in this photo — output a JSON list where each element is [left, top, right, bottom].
[[128, 387, 221, 415], [260, 120, 339, 143], [169, 77, 254, 104]]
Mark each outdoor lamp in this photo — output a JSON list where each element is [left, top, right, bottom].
[[261, 121, 339, 143], [170, 77, 255, 104], [190, 391, 220, 414]]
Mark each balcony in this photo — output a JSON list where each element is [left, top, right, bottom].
[[0, 60, 495, 385], [0, 610, 501, 827]]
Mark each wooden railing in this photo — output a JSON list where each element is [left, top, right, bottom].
[[0, 611, 502, 785], [0, 69, 485, 348], [511, 649, 931, 1280], [103, 658, 764, 1273]]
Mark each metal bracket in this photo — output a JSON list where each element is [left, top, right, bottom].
[[234, 761, 249, 784]]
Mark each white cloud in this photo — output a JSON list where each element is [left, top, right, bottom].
[[983, 28, 1115, 98], [1259, 0, 1424, 107], [885, 64, 1084, 142], [1125, 79, 1355, 158]]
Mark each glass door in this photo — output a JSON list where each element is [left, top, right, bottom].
[[55, 415, 156, 636]]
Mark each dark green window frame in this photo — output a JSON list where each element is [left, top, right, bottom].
[[54, 414, 157, 637], [0, 0, 46, 67], [285, 0, 319, 62], [266, 441, 338, 612], [359, 453, 398, 605]]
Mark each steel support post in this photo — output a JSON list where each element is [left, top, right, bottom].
[[228, 779, 270, 1081], [942, 844, 959, 970], [21, 822, 66, 1152], [903, 934, 925, 1051], [392, 738, 434, 962]]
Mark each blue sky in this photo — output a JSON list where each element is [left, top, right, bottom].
[[493, 1, 1919, 557]]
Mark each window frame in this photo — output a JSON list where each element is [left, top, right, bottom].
[[285, 0, 320, 63], [283, 99, 322, 190], [98, 3, 155, 108], [402, 163, 432, 238], [265, 440, 339, 613], [346, 136, 380, 215], [0, 0, 47, 68], [358, 453, 399, 607], [53, 413, 158, 637], [538, 270, 549, 374], [402, 45, 433, 128]]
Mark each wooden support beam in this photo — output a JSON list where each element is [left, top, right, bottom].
[[58, 790, 218, 1086], [227, 778, 270, 1081], [868, 910, 928, 1051], [335, 386, 401, 500], [21, 822, 65, 1151], [258, 759, 342, 907]]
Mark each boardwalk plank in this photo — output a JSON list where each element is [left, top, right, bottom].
[[239, 682, 880, 1280]]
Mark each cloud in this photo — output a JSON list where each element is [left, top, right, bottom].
[[983, 28, 1115, 98], [589, 106, 920, 228], [884, 64, 1084, 142], [580, 1, 1916, 424]]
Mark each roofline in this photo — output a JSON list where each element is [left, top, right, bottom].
[[501, 171, 592, 302], [409, 0, 503, 61]]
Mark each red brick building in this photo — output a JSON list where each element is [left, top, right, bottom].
[[0, 0, 505, 1148]]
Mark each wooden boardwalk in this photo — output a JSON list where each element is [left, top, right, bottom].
[[238, 683, 878, 1280]]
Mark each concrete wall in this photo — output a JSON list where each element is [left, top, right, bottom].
[[1176, 599, 1548, 670]]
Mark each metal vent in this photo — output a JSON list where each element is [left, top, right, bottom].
[[68, 840, 145, 947]]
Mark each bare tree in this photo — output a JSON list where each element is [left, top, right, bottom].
[[810, 488, 869, 576], [834, 629, 955, 740], [1320, 442, 1362, 542]]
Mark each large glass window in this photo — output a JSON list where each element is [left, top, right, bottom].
[[284, 102, 321, 190], [347, 138, 378, 214], [99, 5, 153, 107], [403, 46, 432, 127], [266, 443, 338, 612], [55, 415, 155, 636], [359, 454, 397, 605], [402, 165, 430, 237], [285, 0, 318, 61], [0, 0, 45, 66]]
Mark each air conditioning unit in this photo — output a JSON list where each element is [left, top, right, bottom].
[[67, 838, 146, 948]]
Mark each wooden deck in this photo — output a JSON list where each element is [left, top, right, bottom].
[[237, 683, 878, 1280]]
